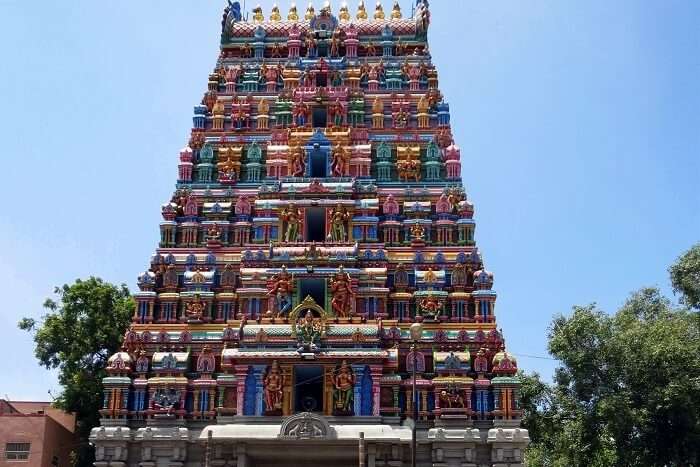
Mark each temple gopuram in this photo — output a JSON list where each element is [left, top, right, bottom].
[[91, 2, 530, 466]]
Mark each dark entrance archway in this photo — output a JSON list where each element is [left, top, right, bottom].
[[294, 366, 324, 413]]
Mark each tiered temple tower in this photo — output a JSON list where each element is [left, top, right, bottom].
[[91, 2, 529, 466]]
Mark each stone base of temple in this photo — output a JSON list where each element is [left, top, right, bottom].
[[90, 413, 529, 467]]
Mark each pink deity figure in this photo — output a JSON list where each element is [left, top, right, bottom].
[[184, 197, 198, 217], [408, 64, 421, 91], [367, 66, 379, 91], [225, 65, 241, 93], [265, 66, 278, 93], [444, 143, 462, 180], [435, 194, 452, 214], [287, 23, 302, 58], [383, 194, 400, 216], [234, 195, 252, 217], [344, 24, 359, 58]]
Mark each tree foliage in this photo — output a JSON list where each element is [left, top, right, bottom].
[[670, 243, 700, 310], [19, 277, 133, 467], [522, 288, 700, 467]]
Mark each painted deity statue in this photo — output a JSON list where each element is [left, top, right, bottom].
[[330, 145, 350, 177], [267, 265, 293, 316], [439, 386, 465, 409], [296, 310, 322, 353], [280, 204, 302, 242], [411, 222, 425, 240], [329, 204, 350, 241], [289, 146, 306, 177], [293, 101, 310, 127], [420, 294, 442, 317], [186, 294, 206, 321], [330, 265, 355, 317], [264, 360, 284, 414], [333, 361, 355, 415], [329, 99, 345, 127]]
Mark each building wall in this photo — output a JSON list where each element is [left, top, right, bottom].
[[0, 415, 47, 467], [0, 402, 76, 467], [41, 417, 76, 467]]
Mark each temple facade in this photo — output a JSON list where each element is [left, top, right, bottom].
[[91, 2, 529, 466]]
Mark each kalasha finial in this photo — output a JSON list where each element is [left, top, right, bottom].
[[270, 4, 282, 21], [339, 2, 350, 21], [321, 0, 332, 14], [391, 0, 402, 19], [374, 1, 385, 19], [357, 0, 368, 20], [288, 3, 299, 20], [305, 2, 315, 20], [252, 4, 264, 23]]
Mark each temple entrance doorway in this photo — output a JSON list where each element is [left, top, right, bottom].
[[305, 207, 326, 241], [294, 366, 324, 413], [309, 147, 327, 177], [298, 278, 326, 309], [312, 107, 327, 128]]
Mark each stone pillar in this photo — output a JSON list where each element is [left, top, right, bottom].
[[234, 365, 249, 415], [370, 365, 383, 416], [254, 365, 266, 416], [352, 364, 366, 416]]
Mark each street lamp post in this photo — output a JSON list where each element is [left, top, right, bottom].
[[409, 322, 423, 467]]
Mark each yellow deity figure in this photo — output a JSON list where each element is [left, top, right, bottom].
[[339, 2, 351, 21], [288, 145, 306, 177], [252, 5, 265, 23], [270, 4, 282, 22], [411, 222, 425, 240], [424, 267, 438, 284], [372, 97, 384, 128], [305, 3, 315, 20], [356, 0, 368, 20], [263, 361, 284, 413], [213, 98, 225, 116], [391, 0, 402, 19], [329, 204, 350, 242], [374, 1, 385, 19], [280, 204, 302, 242], [258, 98, 270, 116], [288, 3, 299, 21], [333, 361, 356, 414], [417, 95, 430, 128]]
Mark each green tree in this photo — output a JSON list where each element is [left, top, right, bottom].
[[523, 290, 700, 467], [19, 277, 133, 467], [670, 243, 700, 310]]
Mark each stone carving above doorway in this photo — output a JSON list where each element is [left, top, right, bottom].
[[278, 412, 336, 440]]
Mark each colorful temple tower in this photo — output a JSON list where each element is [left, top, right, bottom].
[[91, 2, 529, 466]]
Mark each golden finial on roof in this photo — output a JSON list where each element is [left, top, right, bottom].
[[320, 0, 332, 15], [270, 4, 282, 21], [288, 3, 299, 20], [374, 1, 385, 19], [305, 2, 315, 20], [357, 0, 368, 20], [252, 4, 265, 23], [391, 0, 402, 19], [339, 2, 351, 21]]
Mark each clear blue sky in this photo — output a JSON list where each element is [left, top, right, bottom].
[[0, 1, 698, 400]]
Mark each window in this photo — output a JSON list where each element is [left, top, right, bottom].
[[5, 443, 30, 461]]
